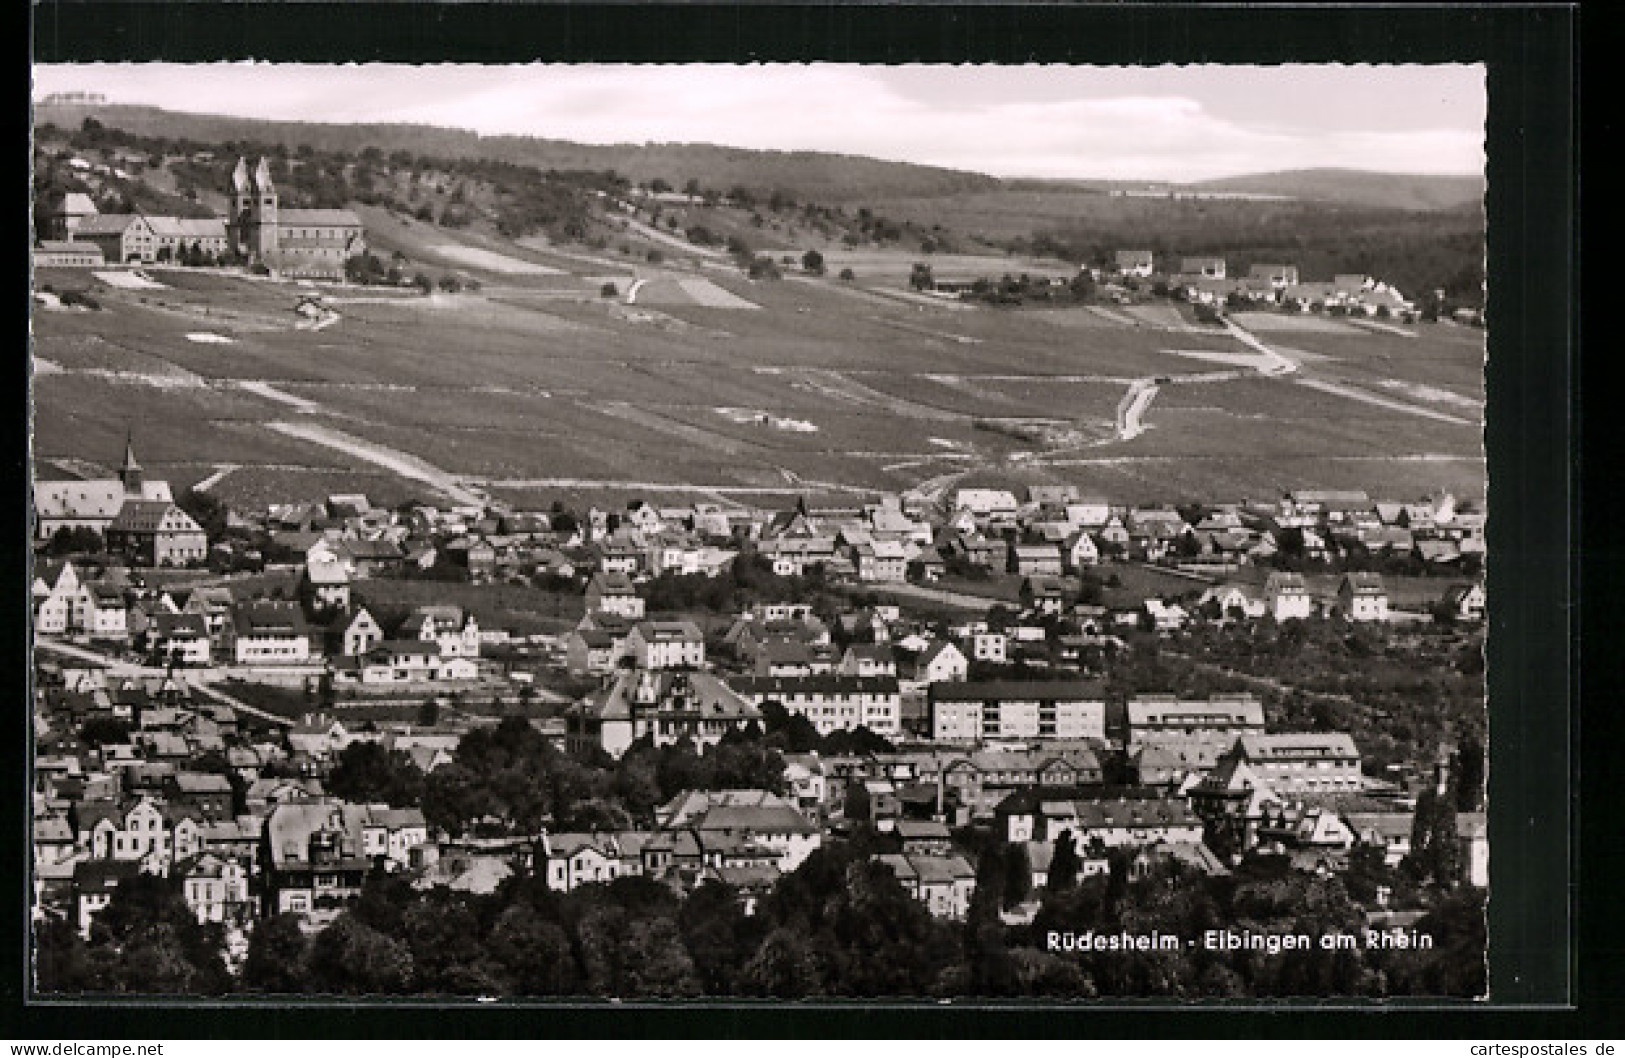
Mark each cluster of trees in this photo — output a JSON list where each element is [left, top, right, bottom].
[[36, 874, 234, 994], [388, 716, 788, 837], [1167, 619, 1486, 778], [39, 824, 1484, 998], [47, 526, 104, 556], [230, 838, 966, 998], [638, 552, 833, 614]]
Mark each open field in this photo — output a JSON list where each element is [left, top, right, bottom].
[[32, 235, 1486, 510]]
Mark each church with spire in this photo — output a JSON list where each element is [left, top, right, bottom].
[[228, 156, 366, 279], [32, 434, 176, 540]]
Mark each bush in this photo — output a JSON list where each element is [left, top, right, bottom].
[[839, 268, 855, 281], [601, 282, 619, 298]]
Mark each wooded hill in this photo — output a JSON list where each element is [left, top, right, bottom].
[[32, 103, 1003, 205]]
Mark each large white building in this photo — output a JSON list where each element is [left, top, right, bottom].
[[928, 681, 1107, 743], [728, 674, 902, 737], [624, 621, 706, 670], [1228, 733, 1363, 794]]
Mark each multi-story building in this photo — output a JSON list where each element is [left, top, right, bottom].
[[227, 601, 311, 665], [624, 621, 705, 670], [1227, 733, 1363, 795], [568, 669, 760, 758], [1123, 694, 1266, 748], [929, 681, 1107, 743], [105, 501, 208, 567], [729, 674, 902, 737]]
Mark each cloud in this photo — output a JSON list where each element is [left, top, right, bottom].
[[31, 63, 1485, 180]]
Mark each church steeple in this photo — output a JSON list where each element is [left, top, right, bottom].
[[253, 156, 276, 197], [118, 432, 143, 494]]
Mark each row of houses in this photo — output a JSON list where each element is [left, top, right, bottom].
[[1108, 252, 1415, 316]]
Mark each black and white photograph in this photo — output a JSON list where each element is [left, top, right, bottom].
[[27, 60, 1501, 1003]]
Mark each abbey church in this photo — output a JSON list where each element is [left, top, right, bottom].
[[229, 157, 366, 279]]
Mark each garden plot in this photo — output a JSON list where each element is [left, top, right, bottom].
[[1122, 304, 1202, 331], [425, 244, 564, 275], [93, 270, 166, 290], [1230, 311, 1361, 335], [1028, 307, 1131, 331]]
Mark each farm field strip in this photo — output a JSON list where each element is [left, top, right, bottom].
[[1293, 378, 1476, 425], [426, 244, 565, 275], [1230, 311, 1365, 335], [261, 420, 488, 506]]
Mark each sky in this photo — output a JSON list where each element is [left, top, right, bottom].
[[31, 63, 1485, 181]]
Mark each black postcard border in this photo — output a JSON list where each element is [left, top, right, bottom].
[[14, 1, 1593, 1039]]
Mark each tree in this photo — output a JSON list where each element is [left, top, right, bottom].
[[306, 914, 415, 994], [843, 781, 871, 823], [241, 913, 311, 993], [34, 915, 108, 994], [1048, 831, 1082, 892], [178, 488, 228, 538], [600, 282, 619, 298], [1002, 842, 1033, 909], [801, 249, 825, 275], [839, 268, 856, 282], [48, 526, 104, 556], [910, 262, 935, 291], [417, 697, 440, 728], [487, 903, 578, 994], [739, 927, 825, 998], [1406, 786, 1460, 886], [325, 741, 424, 809], [85, 873, 233, 994], [1454, 737, 1485, 812]]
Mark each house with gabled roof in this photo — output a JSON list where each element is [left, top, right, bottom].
[[1188, 755, 1282, 852], [1440, 582, 1486, 622], [1114, 250, 1155, 277], [876, 852, 977, 919], [176, 851, 251, 924], [1264, 571, 1312, 621], [569, 669, 761, 758], [326, 606, 383, 659], [624, 620, 705, 670], [1336, 573, 1389, 622], [106, 501, 207, 567], [584, 571, 645, 619], [227, 601, 310, 664], [915, 640, 969, 684]]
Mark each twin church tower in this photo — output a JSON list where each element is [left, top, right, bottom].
[[228, 156, 366, 277]]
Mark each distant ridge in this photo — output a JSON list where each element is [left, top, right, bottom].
[[1006, 168, 1484, 212], [1188, 168, 1484, 212], [34, 103, 1482, 211], [31, 102, 1002, 204]]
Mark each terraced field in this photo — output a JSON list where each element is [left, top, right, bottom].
[[32, 252, 1486, 511]]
